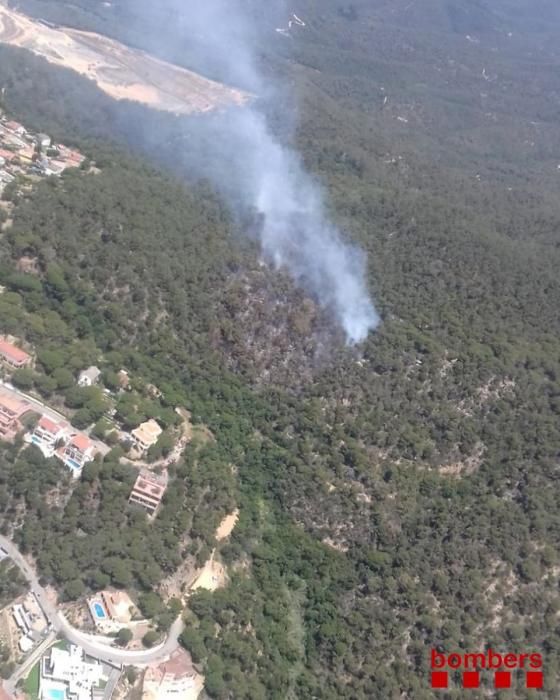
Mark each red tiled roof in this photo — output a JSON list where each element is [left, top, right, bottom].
[[5, 121, 20, 129], [0, 339, 30, 364], [38, 416, 61, 433], [0, 391, 30, 416], [71, 434, 92, 451], [155, 649, 195, 680]]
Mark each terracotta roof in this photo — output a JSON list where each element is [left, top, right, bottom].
[[70, 434, 92, 451], [146, 648, 195, 682], [0, 339, 31, 363], [38, 416, 61, 433], [0, 391, 30, 415]]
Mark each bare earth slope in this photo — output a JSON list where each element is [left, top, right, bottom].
[[0, 3, 247, 114]]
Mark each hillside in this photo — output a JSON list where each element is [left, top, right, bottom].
[[0, 1, 559, 699], [0, 4, 247, 115]]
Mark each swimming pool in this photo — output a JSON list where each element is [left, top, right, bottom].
[[46, 689, 65, 700], [93, 602, 106, 619]]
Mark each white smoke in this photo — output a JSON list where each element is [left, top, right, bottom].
[[139, 0, 380, 343], [230, 108, 379, 343]]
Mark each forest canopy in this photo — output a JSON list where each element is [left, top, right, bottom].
[[0, 0, 559, 697]]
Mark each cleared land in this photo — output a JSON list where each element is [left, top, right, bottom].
[[190, 555, 227, 593], [0, 4, 247, 114], [215, 509, 239, 541]]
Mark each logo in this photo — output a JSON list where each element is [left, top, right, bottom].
[[430, 649, 543, 690]]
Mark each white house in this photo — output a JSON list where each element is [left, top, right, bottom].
[[59, 434, 96, 476], [40, 644, 107, 700], [37, 133, 52, 149], [77, 366, 101, 387], [29, 416, 69, 458]]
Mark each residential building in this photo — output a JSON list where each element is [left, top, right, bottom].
[[57, 146, 85, 166], [0, 149, 16, 163], [128, 472, 166, 516], [19, 636, 34, 653], [117, 369, 130, 389], [22, 592, 48, 635], [37, 133, 51, 149], [0, 391, 31, 441], [142, 649, 202, 700], [131, 419, 162, 453], [88, 590, 136, 630], [77, 366, 101, 387], [44, 160, 66, 176], [29, 416, 69, 458], [60, 434, 95, 475], [4, 121, 26, 136], [12, 603, 31, 636], [40, 644, 108, 700], [101, 590, 135, 623], [17, 145, 36, 163], [0, 338, 31, 369]]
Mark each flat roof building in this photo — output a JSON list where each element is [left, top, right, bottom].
[[40, 644, 107, 700], [131, 419, 162, 453], [129, 472, 166, 516]]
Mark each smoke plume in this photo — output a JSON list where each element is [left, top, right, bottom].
[[141, 0, 380, 343]]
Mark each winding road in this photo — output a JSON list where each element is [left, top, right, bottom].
[[0, 535, 184, 674]]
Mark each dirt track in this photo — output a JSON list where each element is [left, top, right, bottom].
[[0, 4, 247, 114]]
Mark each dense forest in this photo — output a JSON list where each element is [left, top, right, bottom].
[[0, 0, 559, 698]]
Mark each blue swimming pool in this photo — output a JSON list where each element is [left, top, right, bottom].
[[46, 689, 65, 700], [93, 602, 106, 619]]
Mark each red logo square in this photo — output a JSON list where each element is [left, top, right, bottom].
[[495, 671, 512, 689], [526, 671, 543, 689], [463, 671, 480, 689], [431, 671, 448, 689]]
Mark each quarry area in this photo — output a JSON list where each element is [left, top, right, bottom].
[[0, 3, 247, 115]]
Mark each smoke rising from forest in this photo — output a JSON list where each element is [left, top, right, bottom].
[[150, 0, 380, 343]]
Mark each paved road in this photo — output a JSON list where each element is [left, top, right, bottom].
[[0, 380, 67, 423], [103, 667, 122, 700], [0, 380, 110, 455], [5, 630, 56, 695], [0, 536, 184, 669]]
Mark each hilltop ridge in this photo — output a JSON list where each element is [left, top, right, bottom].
[[0, 4, 247, 115]]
